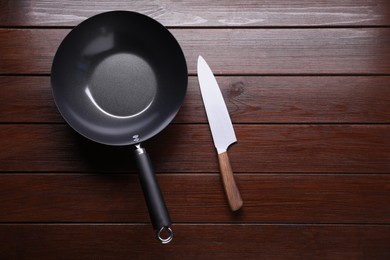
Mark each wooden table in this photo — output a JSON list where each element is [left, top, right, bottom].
[[1, 1, 389, 259]]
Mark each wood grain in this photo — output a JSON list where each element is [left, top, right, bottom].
[[1, 0, 389, 27], [0, 124, 389, 173], [0, 224, 388, 259], [1, 28, 390, 75], [218, 152, 243, 211], [0, 174, 389, 223], [1, 1, 389, 257], [1, 76, 390, 123]]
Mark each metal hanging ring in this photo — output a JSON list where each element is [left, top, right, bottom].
[[157, 226, 173, 244]]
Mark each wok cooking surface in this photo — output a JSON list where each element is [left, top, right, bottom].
[[87, 53, 157, 118]]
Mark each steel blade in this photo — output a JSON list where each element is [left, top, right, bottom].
[[197, 56, 237, 153]]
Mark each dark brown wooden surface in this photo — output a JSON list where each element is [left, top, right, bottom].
[[1, 28, 390, 75], [0, 174, 389, 223], [1, 124, 389, 173], [2, 76, 390, 123], [0, 1, 389, 259], [1, 0, 390, 27], [1, 224, 389, 259]]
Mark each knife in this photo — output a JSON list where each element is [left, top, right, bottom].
[[197, 56, 243, 211]]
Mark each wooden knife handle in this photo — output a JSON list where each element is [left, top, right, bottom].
[[218, 151, 243, 211]]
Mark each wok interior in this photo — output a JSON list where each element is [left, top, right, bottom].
[[51, 11, 187, 145]]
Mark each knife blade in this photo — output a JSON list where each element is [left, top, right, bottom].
[[197, 55, 243, 211]]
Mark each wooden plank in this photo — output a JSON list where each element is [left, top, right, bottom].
[[0, 124, 389, 173], [1, 28, 390, 75], [2, 76, 390, 123], [0, 29, 61, 75], [0, 76, 59, 123], [0, 173, 389, 223], [1, 0, 389, 27], [0, 224, 388, 259]]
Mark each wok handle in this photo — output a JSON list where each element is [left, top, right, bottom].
[[218, 151, 243, 211], [134, 144, 173, 244]]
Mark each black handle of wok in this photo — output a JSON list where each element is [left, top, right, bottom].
[[134, 144, 173, 244]]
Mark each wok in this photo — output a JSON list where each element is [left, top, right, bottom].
[[51, 11, 188, 243]]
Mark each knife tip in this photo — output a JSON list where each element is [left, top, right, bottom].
[[197, 55, 205, 72]]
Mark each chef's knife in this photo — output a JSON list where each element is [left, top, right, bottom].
[[197, 56, 243, 211]]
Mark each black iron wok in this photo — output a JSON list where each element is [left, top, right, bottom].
[[51, 11, 188, 243]]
